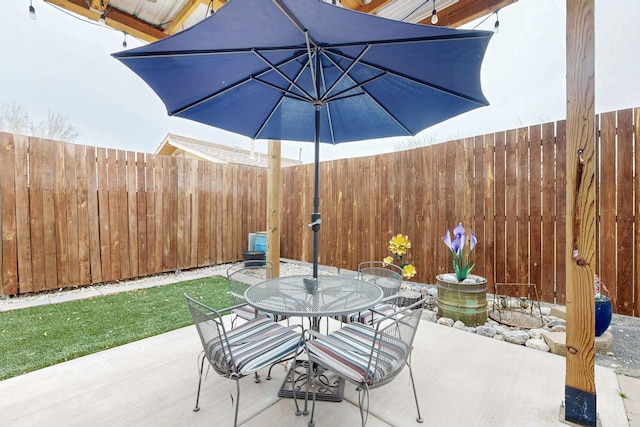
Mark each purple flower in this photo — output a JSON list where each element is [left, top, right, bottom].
[[469, 233, 477, 251], [443, 230, 453, 250], [442, 223, 477, 281], [451, 235, 464, 256], [453, 223, 465, 238]]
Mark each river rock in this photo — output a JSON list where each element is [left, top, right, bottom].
[[422, 310, 437, 323], [493, 325, 510, 336], [546, 319, 566, 328], [437, 317, 454, 327], [476, 326, 496, 338], [525, 338, 550, 352], [453, 320, 466, 329], [528, 328, 545, 339], [502, 330, 530, 345]]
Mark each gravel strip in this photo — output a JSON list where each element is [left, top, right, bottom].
[[2, 261, 639, 379]]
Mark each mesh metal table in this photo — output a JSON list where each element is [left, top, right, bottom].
[[244, 274, 383, 402], [244, 274, 383, 323]]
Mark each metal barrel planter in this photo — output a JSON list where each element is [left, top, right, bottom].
[[436, 274, 488, 327]]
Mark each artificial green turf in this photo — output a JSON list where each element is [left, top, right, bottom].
[[0, 276, 232, 381]]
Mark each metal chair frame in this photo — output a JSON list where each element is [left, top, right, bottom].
[[185, 293, 303, 427], [299, 299, 425, 427], [351, 261, 404, 325], [227, 262, 278, 325]]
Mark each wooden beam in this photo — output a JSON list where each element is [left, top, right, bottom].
[[45, 0, 167, 42], [418, 0, 519, 28], [342, 0, 393, 15], [164, 0, 208, 36], [267, 140, 282, 278], [564, 0, 596, 425]]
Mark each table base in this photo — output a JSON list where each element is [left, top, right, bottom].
[[278, 360, 345, 402]]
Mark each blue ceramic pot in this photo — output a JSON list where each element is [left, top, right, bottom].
[[595, 296, 613, 337]]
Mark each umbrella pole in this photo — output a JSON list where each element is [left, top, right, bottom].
[[311, 103, 322, 278]]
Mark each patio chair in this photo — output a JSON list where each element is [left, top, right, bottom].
[[338, 261, 404, 325], [227, 262, 287, 324], [185, 293, 304, 427], [301, 299, 425, 427]]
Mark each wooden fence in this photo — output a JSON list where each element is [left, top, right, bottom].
[[280, 108, 640, 317], [2, 107, 639, 317], [0, 133, 266, 296]]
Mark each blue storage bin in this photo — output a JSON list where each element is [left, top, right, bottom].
[[254, 234, 267, 252]]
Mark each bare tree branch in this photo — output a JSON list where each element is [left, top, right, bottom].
[[0, 101, 81, 142]]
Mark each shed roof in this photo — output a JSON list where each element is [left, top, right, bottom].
[[156, 134, 301, 168]]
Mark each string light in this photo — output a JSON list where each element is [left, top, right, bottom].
[[494, 10, 500, 33], [431, 0, 438, 25], [122, 32, 128, 48], [41, 0, 147, 49], [29, 0, 37, 20]]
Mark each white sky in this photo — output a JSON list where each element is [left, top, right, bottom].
[[1, 0, 639, 163]]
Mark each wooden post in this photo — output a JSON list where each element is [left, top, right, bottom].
[[267, 140, 281, 277], [564, 0, 596, 425]]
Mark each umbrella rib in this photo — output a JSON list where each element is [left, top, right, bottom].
[[253, 49, 314, 102], [250, 77, 310, 103], [328, 49, 489, 107], [320, 53, 413, 136], [273, 0, 323, 100], [320, 46, 370, 103], [112, 35, 490, 61], [311, 33, 492, 51], [168, 50, 310, 116], [324, 73, 387, 103], [168, 76, 251, 116], [272, 0, 319, 47], [253, 58, 312, 140]]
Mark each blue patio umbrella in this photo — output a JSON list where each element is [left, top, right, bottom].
[[113, 0, 493, 278]]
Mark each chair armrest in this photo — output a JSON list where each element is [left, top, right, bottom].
[[370, 298, 427, 328]]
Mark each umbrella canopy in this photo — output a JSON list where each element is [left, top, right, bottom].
[[113, 0, 493, 276]]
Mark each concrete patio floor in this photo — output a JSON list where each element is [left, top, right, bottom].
[[0, 312, 636, 426]]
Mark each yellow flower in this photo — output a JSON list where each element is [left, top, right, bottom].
[[383, 233, 417, 280], [388, 234, 411, 256], [402, 264, 417, 279]]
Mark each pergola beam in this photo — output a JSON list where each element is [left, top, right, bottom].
[[418, 0, 519, 28], [45, 0, 166, 42]]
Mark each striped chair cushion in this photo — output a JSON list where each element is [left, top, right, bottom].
[[357, 303, 396, 325], [305, 322, 408, 385], [233, 305, 287, 322], [335, 311, 363, 324], [205, 315, 301, 374]]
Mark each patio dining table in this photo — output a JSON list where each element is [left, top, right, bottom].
[[244, 274, 383, 332], [244, 274, 383, 402]]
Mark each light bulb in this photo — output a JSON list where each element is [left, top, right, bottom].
[[98, 12, 106, 25], [431, 9, 438, 24], [494, 20, 500, 33], [29, 4, 37, 20]]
